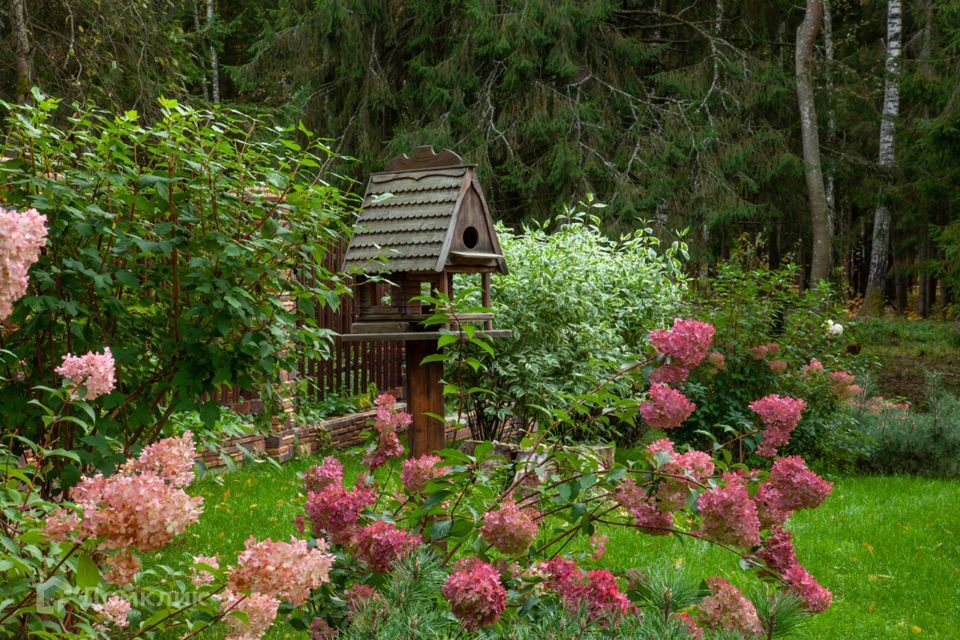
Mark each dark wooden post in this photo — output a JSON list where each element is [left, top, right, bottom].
[[405, 339, 446, 456]]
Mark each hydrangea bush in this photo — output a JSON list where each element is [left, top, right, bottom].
[[291, 319, 835, 638]]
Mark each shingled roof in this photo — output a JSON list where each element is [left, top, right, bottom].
[[343, 147, 506, 274]]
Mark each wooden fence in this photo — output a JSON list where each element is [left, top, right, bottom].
[[299, 239, 405, 400]]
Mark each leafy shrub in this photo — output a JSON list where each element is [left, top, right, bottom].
[[0, 95, 353, 479], [674, 259, 862, 464], [453, 202, 688, 441], [854, 381, 960, 477]]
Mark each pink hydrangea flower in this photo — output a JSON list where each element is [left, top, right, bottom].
[[304, 456, 344, 494], [442, 558, 507, 630], [305, 483, 377, 545], [309, 617, 338, 640], [589, 532, 608, 560], [784, 564, 832, 612], [92, 594, 131, 628], [352, 520, 422, 573], [674, 611, 704, 638], [363, 394, 410, 470], [229, 536, 333, 606], [765, 456, 833, 512], [756, 526, 798, 575], [191, 555, 220, 586], [480, 500, 539, 556], [749, 394, 807, 458], [539, 558, 633, 623], [828, 371, 858, 399], [0, 207, 47, 321], [707, 351, 726, 371], [801, 358, 824, 375], [649, 319, 715, 369], [695, 577, 762, 637], [647, 438, 714, 511], [42, 508, 81, 542], [750, 342, 780, 360], [649, 362, 691, 385], [697, 473, 761, 549], [640, 383, 696, 429], [121, 431, 197, 487], [400, 454, 448, 494], [55, 348, 116, 400], [754, 482, 789, 529], [766, 358, 789, 374], [70, 471, 203, 552], [221, 590, 279, 640], [103, 549, 141, 586], [615, 476, 674, 534]]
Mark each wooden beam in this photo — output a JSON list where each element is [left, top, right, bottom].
[[405, 340, 446, 456]]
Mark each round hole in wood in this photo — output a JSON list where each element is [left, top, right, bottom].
[[462, 225, 479, 249]]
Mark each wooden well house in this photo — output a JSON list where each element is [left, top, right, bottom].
[[342, 146, 511, 455]]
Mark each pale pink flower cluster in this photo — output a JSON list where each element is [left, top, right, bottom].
[[480, 500, 539, 555], [801, 358, 824, 375], [695, 577, 762, 637], [828, 371, 861, 400], [697, 472, 761, 549], [55, 348, 116, 400], [640, 383, 696, 429], [754, 456, 832, 529], [103, 549, 141, 586], [305, 482, 377, 544], [121, 431, 196, 487], [221, 591, 279, 640], [229, 536, 334, 606], [442, 557, 507, 630], [92, 594, 131, 628], [0, 207, 47, 321], [614, 478, 673, 535], [863, 396, 910, 414], [363, 393, 410, 470], [766, 358, 788, 373], [750, 342, 780, 360], [304, 456, 344, 494], [69, 470, 203, 552], [400, 454, 448, 494], [352, 520, 422, 573], [706, 351, 726, 371], [749, 394, 808, 458], [647, 438, 714, 511], [42, 509, 81, 542], [191, 554, 220, 586], [648, 319, 715, 384], [539, 558, 633, 623]]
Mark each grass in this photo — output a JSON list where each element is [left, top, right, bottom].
[[852, 318, 960, 407], [149, 452, 960, 640]]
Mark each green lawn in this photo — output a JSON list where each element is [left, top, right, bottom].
[[153, 454, 960, 639]]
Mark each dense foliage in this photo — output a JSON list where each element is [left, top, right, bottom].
[[452, 206, 686, 440], [0, 95, 353, 480]]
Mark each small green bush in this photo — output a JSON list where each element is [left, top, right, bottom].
[[854, 383, 960, 477], [454, 202, 688, 441]]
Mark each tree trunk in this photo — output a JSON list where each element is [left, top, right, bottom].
[[206, 0, 220, 104], [193, 0, 209, 101], [823, 0, 836, 235], [862, 0, 902, 316], [796, 0, 833, 284], [10, 0, 31, 104]]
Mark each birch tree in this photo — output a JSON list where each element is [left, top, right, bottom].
[[207, 0, 220, 104], [796, 0, 833, 283], [862, 0, 902, 315]]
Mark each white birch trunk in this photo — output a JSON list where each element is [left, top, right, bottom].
[[193, 0, 209, 101], [207, 0, 220, 104], [862, 0, 902, 315], [796, 0, 833, 283], [823, 0, 836, 231]]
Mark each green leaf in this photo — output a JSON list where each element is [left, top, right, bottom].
[[75, 553, 100, 588]]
